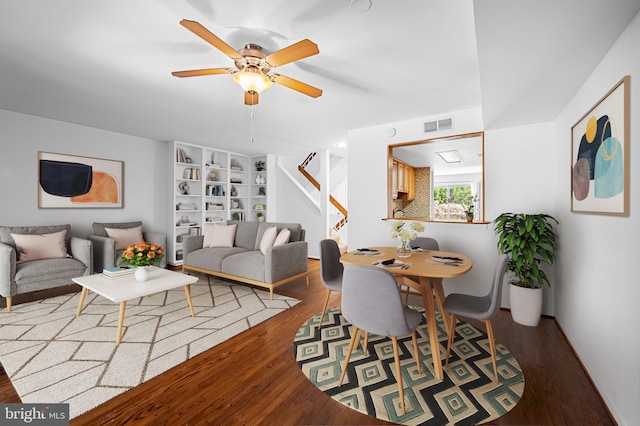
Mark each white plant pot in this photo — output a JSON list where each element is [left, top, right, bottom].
[[509, 283, 542, 326]]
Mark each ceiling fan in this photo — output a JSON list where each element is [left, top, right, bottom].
[[172, 19, 323, 105]]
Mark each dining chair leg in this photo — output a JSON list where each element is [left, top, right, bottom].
[[391, 336, 406, 415], [485, 319, 499, 381], [362, 331, 369, 355], [339, 327, 361, 386], [318, 289, 332, 328], [445, 313, 457, 368], [411, 331, 422, 374]]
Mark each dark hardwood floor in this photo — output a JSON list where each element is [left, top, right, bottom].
[[0, 260, 614, 425]]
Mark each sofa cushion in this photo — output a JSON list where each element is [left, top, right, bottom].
[[15, 257, 86, 282], [104, 225, 143, 250], [273, 228, 291, 246], [11, 229, 70, 263], [259, 226, 278, 255], [0, 224, 72, 249], [221, 251, 266, 282], [203, 223, 237, 248], [254, 222, 303, 251], [92, 221, 143, 237], [228, 221, 259, 250], [187, 247, 248, 271]]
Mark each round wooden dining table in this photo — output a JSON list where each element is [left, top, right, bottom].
[[340, 246, 473, 380]]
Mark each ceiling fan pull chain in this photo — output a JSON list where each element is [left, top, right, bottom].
[[250, 96, 255, 143]]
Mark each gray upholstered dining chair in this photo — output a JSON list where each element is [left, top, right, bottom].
[[443, 254, 509, 381], [338, 264, 423, 414], [318, 239, 344, 328]]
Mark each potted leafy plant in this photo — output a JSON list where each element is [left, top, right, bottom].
[[256, 211, 265, 222], [493, 213, 559, 326]]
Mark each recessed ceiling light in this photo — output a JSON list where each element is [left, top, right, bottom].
[[335, 141, 347, 148], [437, 150, 462, 163]]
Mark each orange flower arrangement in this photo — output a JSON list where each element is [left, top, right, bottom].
[[120, 242, 164, 267]]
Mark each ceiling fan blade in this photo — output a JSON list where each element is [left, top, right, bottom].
[[264, 39, 319, 68], [172, 68, 235, 78], [272, 74, 322, 98], [244, 91, 259, 105], [179, 19, 242, 60]]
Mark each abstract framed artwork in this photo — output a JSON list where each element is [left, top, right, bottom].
[[571, 75, 630, 215], [38, 151, 124, 208]]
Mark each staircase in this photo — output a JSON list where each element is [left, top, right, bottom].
[[298, 153, 348, 231]]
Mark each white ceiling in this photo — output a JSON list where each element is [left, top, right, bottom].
[[1, 0, 638, 157]]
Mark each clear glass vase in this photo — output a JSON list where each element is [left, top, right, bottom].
[[396, 240, 412, 258]]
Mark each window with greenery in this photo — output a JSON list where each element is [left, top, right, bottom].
[[434, 184, 474, 221]]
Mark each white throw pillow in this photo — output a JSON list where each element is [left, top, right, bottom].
[[105, 225, 144, 250], [203, 223, 237, 248], [259, 226, 278, 255], [11, 229, 70, 263], [273, 228, 291, 246]]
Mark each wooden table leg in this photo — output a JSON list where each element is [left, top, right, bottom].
[[116, 301, 126, 345], [431, 278, 451, 336], [76, 287, 89, 317], [184, 285, 195, 317], [420, 277, 443, 380]]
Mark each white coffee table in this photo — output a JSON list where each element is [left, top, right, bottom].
[[73, 266, 199, 344]]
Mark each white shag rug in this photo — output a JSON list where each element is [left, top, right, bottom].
[[0, 277, 300, 418]]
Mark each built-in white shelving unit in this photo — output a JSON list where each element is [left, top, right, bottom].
[[170, 142, 273, 266]]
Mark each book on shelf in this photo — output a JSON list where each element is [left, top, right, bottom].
[[102, 266, 135, 278]]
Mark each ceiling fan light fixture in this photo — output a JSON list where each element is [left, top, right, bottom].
[[233, 70, 272, 94]]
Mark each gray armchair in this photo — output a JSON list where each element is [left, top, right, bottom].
[[88, 221, 167, 272], [0, 224, 92, 312]]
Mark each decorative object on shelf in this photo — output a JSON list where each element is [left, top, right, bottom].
[[231, 199, 240, 209], [176, 202, 197, 211], [183, 168, 192, 179], [258, 186, 266, 196], [178, 182, 190, 195], [254, 204, 265, 210], [230, 177, 242, 184], [255, 161, 266, 171], [256, 211, 265, 222], [255, 174, 266, 185], [177, 215, 192, 226], [390, 221, 425, 258], [120, 242, 164, 270], [207, 202, 224, 211], [208, 170, 219, 181], [230, 186, 237, 196], [207, 154, 222, 168], [494, 213, 559, 326], [230, 159, 242, 171]]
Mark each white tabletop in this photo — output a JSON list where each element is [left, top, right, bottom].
[[72, 266, 198, 303]]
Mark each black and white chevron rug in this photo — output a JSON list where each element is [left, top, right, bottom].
[[294, 307, 524, 425]]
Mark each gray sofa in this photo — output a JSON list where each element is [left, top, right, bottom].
[[88, 221, 167, 272], [0, 224, 92, 311], [182, 221, 308, 299]]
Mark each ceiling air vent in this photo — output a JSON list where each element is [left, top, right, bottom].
[[424, 116, 454, 133], [424, 121, 438, 133]]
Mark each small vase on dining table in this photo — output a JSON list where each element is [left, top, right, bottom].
[[396, 240, 412, 258]]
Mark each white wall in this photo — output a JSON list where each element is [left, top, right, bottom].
[[347, 109, 557, 312], [0, 110, 168, 237], [553, 12, 640, 426]]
